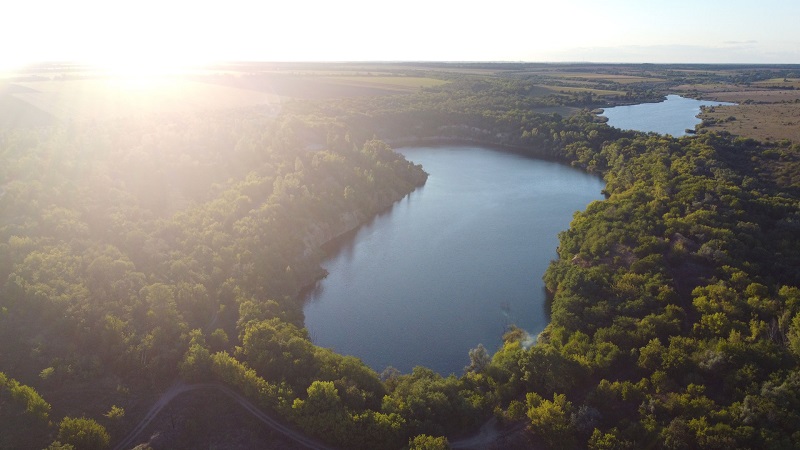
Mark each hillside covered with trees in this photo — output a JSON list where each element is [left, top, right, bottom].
[[1, 66, 799, 449]]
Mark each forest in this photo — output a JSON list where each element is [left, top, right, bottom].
[[1, 65, 799, 449]]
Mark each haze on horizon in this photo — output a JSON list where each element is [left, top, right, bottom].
[[3, 0, 799, 72]]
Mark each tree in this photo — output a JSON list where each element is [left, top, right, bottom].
[[0, 371, 51, 420], [464, 343, 491, 374], [292, 381, 351, 445], [788, 313, 800, 357], [526, 393, 576, 449], [57, 417, 110, 450], [409, 434, 450, 449], [104, 405, 125, 420], [239, 318, 318, 387]]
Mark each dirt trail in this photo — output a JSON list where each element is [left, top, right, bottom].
[[450, 417, 502, 449], [450, 417, 530, 449], [113, 381, 333, 450], [115, 380, 517, 450]]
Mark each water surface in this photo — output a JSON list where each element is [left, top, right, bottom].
[[304, 146, 605, 375], [601, 94, 735, 136]]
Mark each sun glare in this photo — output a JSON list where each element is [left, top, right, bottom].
[[91, 57, 209, 90]]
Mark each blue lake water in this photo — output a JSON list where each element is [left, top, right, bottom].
[[601, 94, 735, 136], [303, 146, 605, 375]]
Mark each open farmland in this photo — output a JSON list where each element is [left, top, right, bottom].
[[322, 75, 449, 91], [540, 85, 627, 97], [534, 72, 664, 84]]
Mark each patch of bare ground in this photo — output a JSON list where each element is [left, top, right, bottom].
[[451, 418, 535, 450]]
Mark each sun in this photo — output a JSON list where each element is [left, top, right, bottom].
[[88, 55, 211, 91], [97, 56, 201, 78]]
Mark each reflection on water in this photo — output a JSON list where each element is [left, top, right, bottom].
[[303, 146, 605, 375], [602, 95, 735, 136]]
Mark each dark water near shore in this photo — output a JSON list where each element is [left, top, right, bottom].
[[601, 94, 735, 136], [303, 146, 605, 375]]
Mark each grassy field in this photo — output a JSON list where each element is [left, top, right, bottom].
[[678, 75, 800, 142], [323, 76, 449, 91], [699, 103, 800, 143], [541, 85, 627, 97], [536, 72, 663, 84], [753, 77, 800, 89], [696, 88, 800, 104]]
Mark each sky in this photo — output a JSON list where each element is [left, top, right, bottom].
[[3, 0, 799, 71]]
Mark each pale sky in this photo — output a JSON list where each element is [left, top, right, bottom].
[[3, 0, 799, 71]]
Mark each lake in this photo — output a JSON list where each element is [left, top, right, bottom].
[[601, 94, 735, 136], [303, 146, 605, 375]]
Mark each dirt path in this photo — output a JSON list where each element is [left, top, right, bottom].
[[116, 380, 518, 450], [449, 417, 529, 449], [450, 417, 502, 449], [113, 381, 333, 450]]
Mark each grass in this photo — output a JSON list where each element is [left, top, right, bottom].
[[754, 77, 800, 89], [325, 76, 449, 90], [540, 85, 627, 97], [699, 103, 800, 143], [708, 90, 800, 103], [676, 76, 800, 143], [539, 72, 663, 84]]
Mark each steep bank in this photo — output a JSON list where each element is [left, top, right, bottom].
[[293, 142, 429, 298]]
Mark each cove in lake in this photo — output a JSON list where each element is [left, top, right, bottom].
[[303, 146, 605, 375], [601, 94, 735, 136]]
